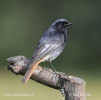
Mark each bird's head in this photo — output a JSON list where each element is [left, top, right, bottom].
[[51, 18, 73, 32]]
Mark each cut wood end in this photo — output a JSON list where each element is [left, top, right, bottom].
[[68, 76, 86, 85]]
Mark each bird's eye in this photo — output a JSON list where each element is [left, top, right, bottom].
[[63, 22, 68, 27]]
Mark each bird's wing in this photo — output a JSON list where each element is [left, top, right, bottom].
[[29, 34, 64, 67], [22, 38, 64, 83]]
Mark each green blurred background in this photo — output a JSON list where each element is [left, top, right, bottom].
[[0, 0, 101, 100]]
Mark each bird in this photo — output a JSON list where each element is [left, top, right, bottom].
[[21, 18, 73, 83]]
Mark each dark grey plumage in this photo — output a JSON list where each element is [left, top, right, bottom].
[[32, 18, 72, 63], [22, 18, 72, 83]]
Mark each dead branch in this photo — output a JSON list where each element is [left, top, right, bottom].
[[7, 55, 86, 100]]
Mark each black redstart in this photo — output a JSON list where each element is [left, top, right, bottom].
[[22, 18, 73, 83]]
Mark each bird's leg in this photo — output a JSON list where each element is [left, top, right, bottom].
[[41, 62, 53, 71], [49, 61, 56, 72]]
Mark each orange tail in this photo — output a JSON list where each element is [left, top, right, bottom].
[[21, 61, 41, 83]]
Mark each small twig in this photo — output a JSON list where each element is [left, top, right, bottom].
[[7, 55, 86, 100]]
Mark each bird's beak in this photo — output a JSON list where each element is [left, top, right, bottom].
[[68, 22, 73, 25]]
